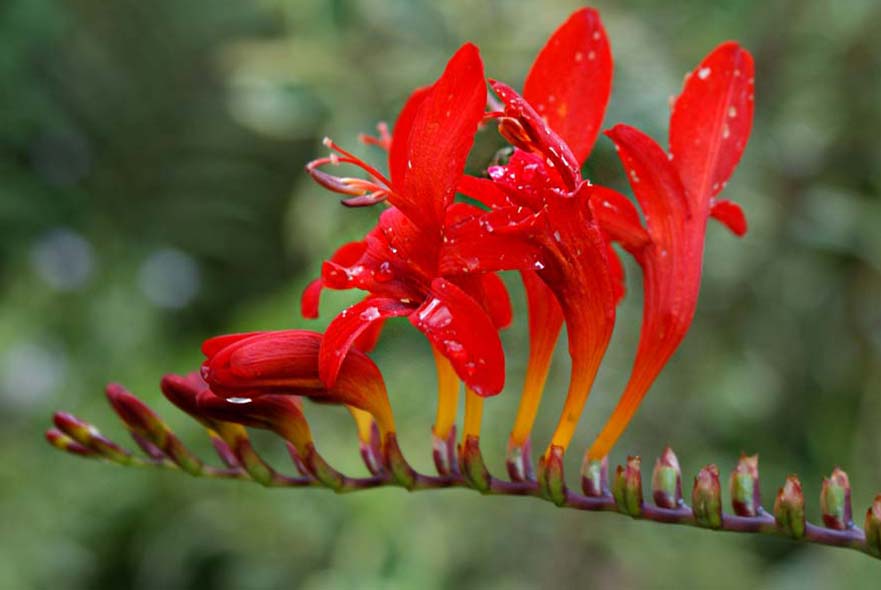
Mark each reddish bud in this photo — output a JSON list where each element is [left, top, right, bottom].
[[539, 445, 567, 506], [45, 428, 98, 458], [820, 467, 853, 530], [52, 412, 131, 464], [774, 475, 806, 539], [730, 453, 761, 517], [613, 456, 643, 517], [692, 465, 722, 529], [652, 446, 683, 509]]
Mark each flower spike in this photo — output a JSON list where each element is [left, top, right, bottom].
[[44, 8, 881, 564]]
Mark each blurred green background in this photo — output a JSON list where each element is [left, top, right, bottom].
[[2, 0, 880, 588]]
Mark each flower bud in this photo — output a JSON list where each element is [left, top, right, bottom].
[[52, 412, 131, 464], [692, 465, 722, 529], [865, 495, 881, 556], [774, 475, 805, 539], [613, 456, 643, 517], [652, 446, 682, 509], [460, 435, 491, 493], [45, 428, 98, 458], [729, 453, 761, 517], [820, 467, 852, 530], [581, 456, 608, 497], [539, 445, 567, 506], [106, 384, 203, 475]]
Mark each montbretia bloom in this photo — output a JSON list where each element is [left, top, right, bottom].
[[302, 42, 515, 473], [458, 8, 615, 479], [587, 42, 755, 459], [447, 10, 646, 474]]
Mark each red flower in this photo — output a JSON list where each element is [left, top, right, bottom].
[[445, 9, 647, 461], [587, 42, 754, 459], [302, 43, 513, 399], [200, 329, 397, 440]]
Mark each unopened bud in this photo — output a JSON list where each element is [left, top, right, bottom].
[[652, 446, 682, 509], [53, 412, 131, 464], [106, 384, 203, 475], [820, 467, 853, 530], [692, 465, 722, 529], [45, 428, 98, 458], [730, 453, 761, 517], [539, 445, 567, 506], [613, 456, 643, 517], [582, 456, 608, 497], [774, 475, 806, 539], [865, 495, 881, 556]]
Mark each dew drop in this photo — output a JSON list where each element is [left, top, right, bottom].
[[227, 397, 252, 405], [698, 67, 711, 80]]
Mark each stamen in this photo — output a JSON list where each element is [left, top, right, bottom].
[[358, 122, 392, 151], [322, 137, 394, 189]]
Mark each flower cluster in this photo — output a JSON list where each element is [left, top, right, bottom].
[[46, 8, 881, 560]]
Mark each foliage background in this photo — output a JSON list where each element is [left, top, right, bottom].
[[2, 0, 880, 588]]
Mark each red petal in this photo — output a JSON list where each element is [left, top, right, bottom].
[[409, 278, 506, 397], [589, 185, 650, 253], [389, 85, 431, 188], [710, 199, 747, 236], [393, 43, 486, 233], [670, 42, 754, 211], [479, 273, 513, 329], [523, 8, 613, 164], [605, 124, 690, 238], [320, 297, 413, 387], [439, 206, 546, 275], [352, 317, 385, 352], [606, 243, 626, 304], [457, 174, 512, 208], [521, 269, 563, 371], [202, 332, 260, 357], [300, 279, 323, 319]]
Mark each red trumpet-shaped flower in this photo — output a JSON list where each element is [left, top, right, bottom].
[[445, 10, 647, 461], [302, 43, 513, 400], [200, 329, 396, 440], [461, 8, 616, 466], [587, 42, 754, 459]]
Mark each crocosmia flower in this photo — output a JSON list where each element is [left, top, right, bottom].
[[587, 42, 755, 459], [49, 7, 881, 563]]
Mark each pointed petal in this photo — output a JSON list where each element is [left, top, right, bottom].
[[389, 85, 431, 189], [410, 278, 506, 397], [670, 42, 755, 211], [605, 124, 690, 237], [479, 273, 513, 329], [523, 8, 613, 164], [440, 206, 546, 275], [457, 174, 513, 208], [710, 199, 748, 236], [301, 240, 368, 319], [393, 43, 486, 233], [320, 297, 413, 387], [202, 332, 261, 357], [589, 185, 650, 253]]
